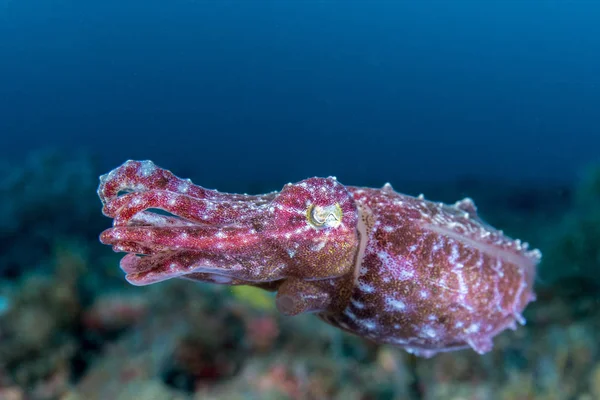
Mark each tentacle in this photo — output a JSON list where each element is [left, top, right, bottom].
[[104, 190, 262, 226], [119, 245, 293, 284], [98, 160, 273, 207], [127, 211, 198, 227], [100, 225, 262, 253], [111, 241, 156, 255], [120, 251, 248, 285], [99, 160, 212, 204]]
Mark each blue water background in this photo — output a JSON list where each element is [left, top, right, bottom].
[[1, 1, 599, 189]]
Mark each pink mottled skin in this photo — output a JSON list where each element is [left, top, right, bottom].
[[98, 160, 541, 357]]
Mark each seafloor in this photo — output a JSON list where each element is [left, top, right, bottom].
[[0, 150, 599, 400]]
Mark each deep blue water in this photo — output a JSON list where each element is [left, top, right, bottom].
[[1, 1, 599, 188]]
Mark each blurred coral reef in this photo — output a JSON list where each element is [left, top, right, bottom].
[[0, 150, 598, 400]]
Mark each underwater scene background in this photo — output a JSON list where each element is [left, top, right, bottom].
[[1, 1, 599, 399]]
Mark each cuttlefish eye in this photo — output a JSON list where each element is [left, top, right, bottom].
[[306, 203, 343, 229]]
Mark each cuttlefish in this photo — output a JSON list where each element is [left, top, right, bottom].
[[98, 160, 540, 357]]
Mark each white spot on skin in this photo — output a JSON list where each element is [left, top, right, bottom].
[[178, 181, 190, 193], [449, 244, 460, 263], [385, 298, 406, 311], [398, 269, 414, 280], [466, 323, 480, 333], [344, 309, 357, 320], [139, 160, 156, 177], [358, 281, 375, 293], [362, 320, 377, 330], [311, 241, 326, 251], [377, 251, 415, 281], [389, 337, 409, 346], [455, 271, 468, 298], [422, 326, 437, 338], [350, 299, 365, 309]]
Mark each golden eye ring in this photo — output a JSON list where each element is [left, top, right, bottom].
[[306, 203, 343, 229]]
